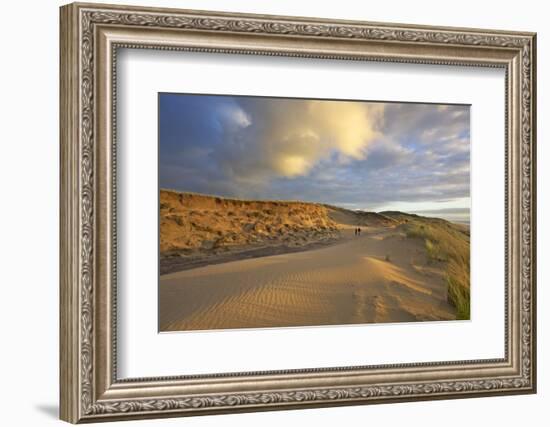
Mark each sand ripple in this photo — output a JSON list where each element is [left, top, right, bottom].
[[160, 229, 456, 331]]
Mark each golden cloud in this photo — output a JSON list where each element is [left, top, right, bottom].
[[235, 99, 385, 178]]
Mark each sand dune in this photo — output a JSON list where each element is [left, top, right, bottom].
[[160, 226, 457, 331], [160, 190, 342, 274], [159, 190, 469, 331], [326, 205, 398, 228]]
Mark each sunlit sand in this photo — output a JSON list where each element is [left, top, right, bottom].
[[159, 191, 467, 331]]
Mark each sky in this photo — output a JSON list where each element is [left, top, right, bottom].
[[159, 93, 470, 223]]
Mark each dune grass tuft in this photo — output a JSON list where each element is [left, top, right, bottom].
[[405, 219, 470, 320], [446, 275, 470, 320]]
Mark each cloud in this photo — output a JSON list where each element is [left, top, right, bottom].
[[159, 94, 471, 220], [217, 104, 251, 130], [216, 98, 385, 181], [383, 103, 470, 152], [362, 140, 412, 170]]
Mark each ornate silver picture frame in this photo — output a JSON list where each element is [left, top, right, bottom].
[[60, 2, 536, 423]]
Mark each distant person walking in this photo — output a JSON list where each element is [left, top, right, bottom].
[[358, 227, 361, 236], [354, 228, 358, 236]]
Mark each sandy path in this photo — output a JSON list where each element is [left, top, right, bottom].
[[159, 227, 457, 331]]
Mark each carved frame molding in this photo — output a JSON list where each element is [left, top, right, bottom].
[[60, 2, 536, 423]]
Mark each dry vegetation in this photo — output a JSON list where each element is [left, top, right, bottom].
[[160, 190, 341, 271], [391, 214, 470, 319]]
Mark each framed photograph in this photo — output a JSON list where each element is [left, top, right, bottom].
[[60, 2, 537, 423]]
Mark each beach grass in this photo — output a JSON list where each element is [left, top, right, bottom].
[[405, 219, 470, 320]]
